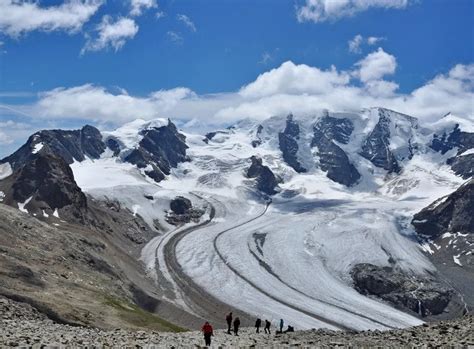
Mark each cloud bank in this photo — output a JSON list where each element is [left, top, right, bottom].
[[3, 49, 473, 131]]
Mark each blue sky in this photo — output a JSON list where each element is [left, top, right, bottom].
[[0, 0, 473, 157]]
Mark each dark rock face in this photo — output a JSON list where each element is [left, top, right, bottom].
[[124, 121, 188, 182], [203, 130, 230, 144], [311, 117, 360, 187], [1, 125, 105, 170], [11, 153, 87, 218], [351, 263, 453, 317], [251, 125, 264, 148], [106, 138, 121, 157], [313, 115, 354, 145], [359, 111, 401, 173], [412, 179, 473, 239], [167, 196, 204, 225], [170, 196, 192, 215], [430, 124, 474, 179], [246, 156, 280, 195], [80, 125, 106, 160], [446, 154, 474, 179], [430, 124, 474, 155], [278, 114, 306, 173]]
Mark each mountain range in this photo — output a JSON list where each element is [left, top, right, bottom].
[[0, 107, 472, 331]]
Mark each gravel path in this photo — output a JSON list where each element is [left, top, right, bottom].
[[1, 297, 473, 348]]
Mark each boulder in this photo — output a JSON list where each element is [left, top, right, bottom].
[[170, 197, 192, 215]]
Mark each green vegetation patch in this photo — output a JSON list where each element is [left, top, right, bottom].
[[103, 295, 186, 332]]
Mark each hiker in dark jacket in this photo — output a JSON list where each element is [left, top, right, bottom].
[[264, 319, 271, 334], [255, 318, 262, 333], [233, 316, 241, 336], [279, 318, 284, 333], [201, 321, 214, 347], [226, 312, 233, 334]]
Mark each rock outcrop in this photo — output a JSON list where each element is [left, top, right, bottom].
[[313, 114, 354, 145], [251, 125, 264, 148], [351, 263, 454, 317], [278, 114, 306, 173], [246, 156, 280, 195], [1, 125, 106, 170], [0, 152, 88, 221], [430, 124, 474, 179], [170, 196, 193, 215], [412, 179, 473, 239], [430, 124, 474, 155], [311, 116, 360, 186], [447, 154, 474, 179], [166, 196, 204, 225], [359, 110, 401, 173], [124, 121, 188, 182]]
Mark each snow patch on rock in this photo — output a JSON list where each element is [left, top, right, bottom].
[[18, 196, 33, 213], [32, 143, 44, 154]]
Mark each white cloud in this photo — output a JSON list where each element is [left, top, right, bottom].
[[348, 34, 363, 53], [354, 47, 397, 82], [296, 0, 410, 23], [4, 51, 473, 130], [34, 85, 195, 123], [348, 34, 384, 53], [240, 61, 350, 98], [177, 14, 196, 32], [167, 31, 183, 44], [81, 16, 138, 54], [156, 11, 165, 19], [130, 0, 157, 16], [0, 0, 103, 37], [367, 36, 384, 45]]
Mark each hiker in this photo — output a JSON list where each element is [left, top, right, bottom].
[[284, 325, 295, 333], [264, 319, 271, 334], [233, 316, 241, 336], [279, 318, 284, 333], [226, 312, 233, 334], [201, 321, 214, 347], [255, 318, 262, 333]]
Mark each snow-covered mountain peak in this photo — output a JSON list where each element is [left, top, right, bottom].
[[431, 112, 474, 134], [102, 118, 170, 151]]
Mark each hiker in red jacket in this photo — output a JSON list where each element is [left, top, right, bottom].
[[201, 321, 214, 347]]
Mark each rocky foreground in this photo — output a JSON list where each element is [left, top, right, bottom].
[[1, 297, 473, 348]]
